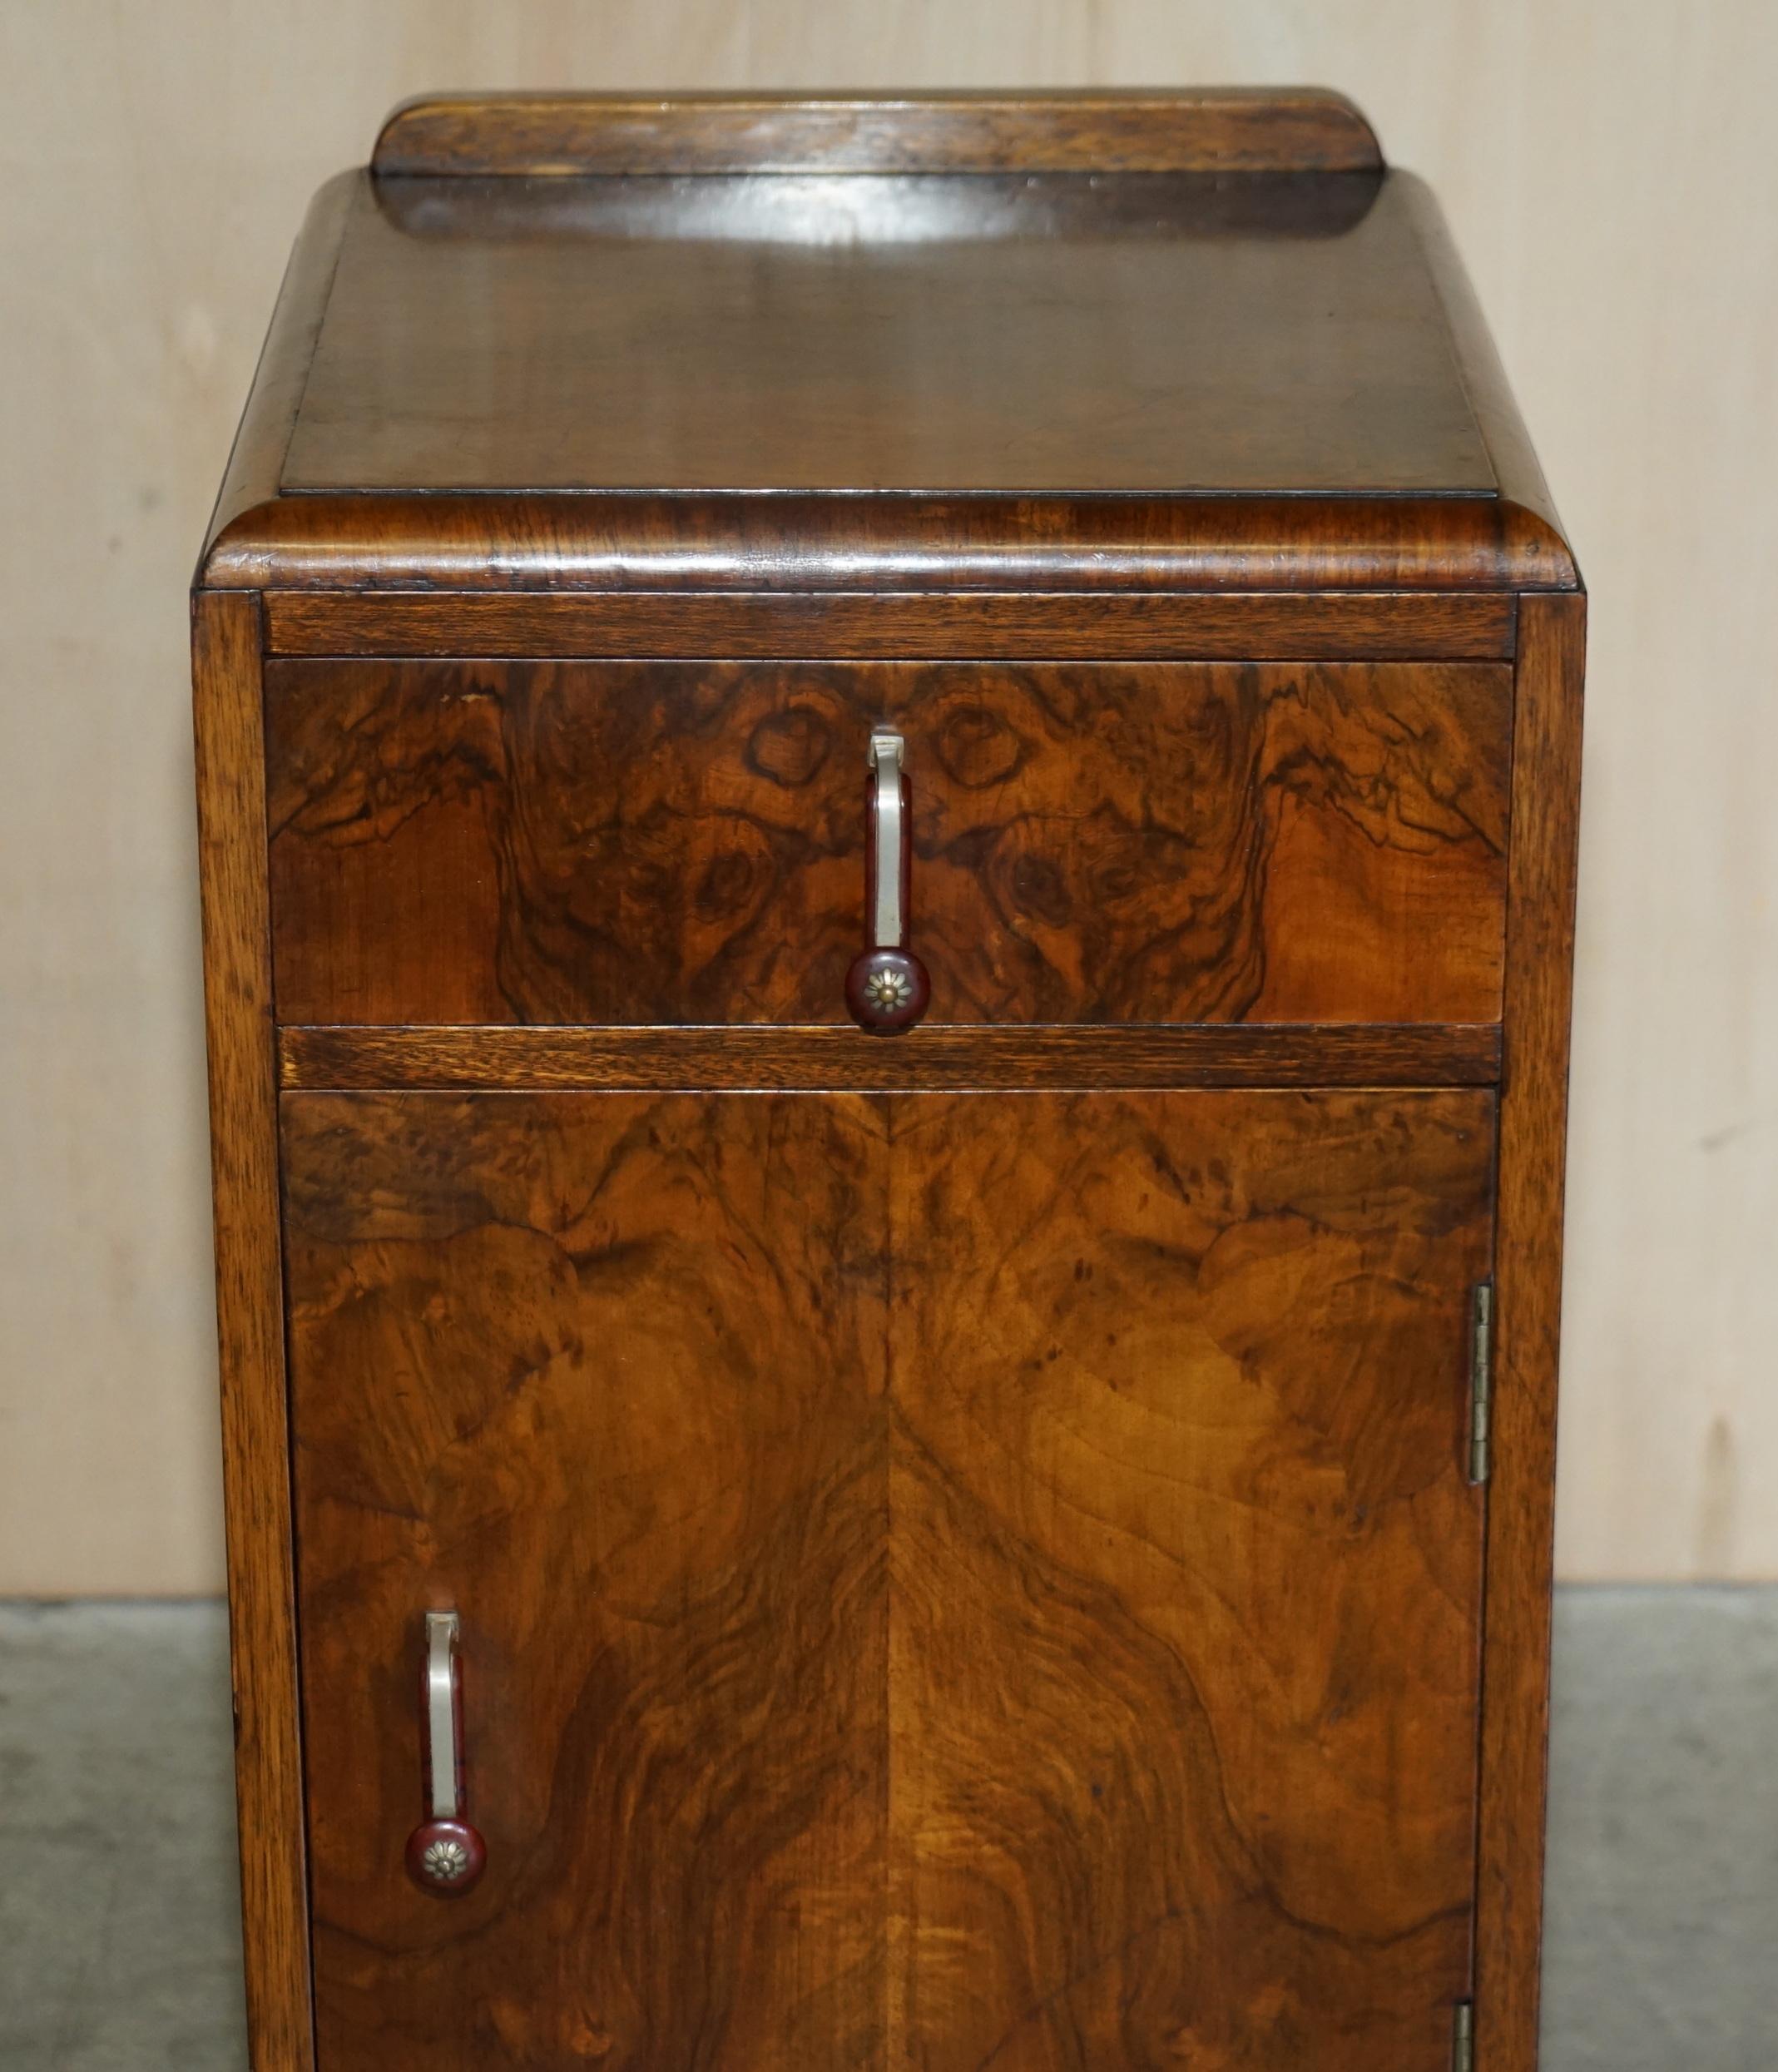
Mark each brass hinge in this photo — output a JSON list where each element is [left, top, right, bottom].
[[1468, 1282, 1494, 1485], [1453, 1999, 1475, 2072]]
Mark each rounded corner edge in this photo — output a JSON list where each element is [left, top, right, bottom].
[[1500, 499, 1584, 595], [371, 94, 454, 176], [1307, 88, 1386, 171]]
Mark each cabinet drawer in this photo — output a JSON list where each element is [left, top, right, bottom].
[[266, 657, 1510, 1028]]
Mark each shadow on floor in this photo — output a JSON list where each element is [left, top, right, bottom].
[[1, 1590, 1774, 2069]]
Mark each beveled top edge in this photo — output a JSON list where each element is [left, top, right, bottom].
[[194, 145, 1582, 597], [199, 489, 1577, 594], [371, 88, 1384, 178], [1395, 172, 1582, 589], [197, 170, 358, 585]]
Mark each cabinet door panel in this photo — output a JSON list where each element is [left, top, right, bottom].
[[286, 1086, 1490, 2072], [889, 1089, 1493, 2072], [283, 1092, 890, 2072]]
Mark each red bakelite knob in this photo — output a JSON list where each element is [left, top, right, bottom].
[[844, 946, 931, 1034], [406, 1816, 487, 1896]]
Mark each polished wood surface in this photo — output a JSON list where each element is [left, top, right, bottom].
[[263, 589, 1518, 661], [265, 657, 1511, 1029], [1396, 173, 1572, 562], [1475, 592, 1587, 2072], [205, 486, 1576, 595], [191, 592, 314, 2070], [194, 89, 1586, 2071], [889, 1088, 1493, 2068], [197, 94, 1581, 596], [278, 1021, 1505, 1093], [201, 171, 354, 576], [373, 88, 1384, 178], [283, 171, 1488, 498], [283, 1085, 1492, 2072], [284, 1093, 889, 2070]]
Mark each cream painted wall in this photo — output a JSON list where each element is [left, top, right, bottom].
[[2, 2, 1774, 1592]]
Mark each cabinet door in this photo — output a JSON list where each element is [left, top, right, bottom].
[[888, 1089, 1494, 2071], [283, 1093, 892, 2070], [284, 1085, 1492, 2072]]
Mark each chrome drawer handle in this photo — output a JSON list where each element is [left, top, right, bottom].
[[404, 1611, 486, 1896], [844, 730, 930, 1034]]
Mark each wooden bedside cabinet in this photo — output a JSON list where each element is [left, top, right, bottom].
[[193, 90, 1583, 2072]]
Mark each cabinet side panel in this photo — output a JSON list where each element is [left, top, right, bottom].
[[1477, 592, 1586, 2070], [192, 590, 314, 2070]]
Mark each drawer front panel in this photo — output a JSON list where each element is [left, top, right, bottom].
[[285, 1085, 1492, 2072], [265, 657, 1510, 1027]]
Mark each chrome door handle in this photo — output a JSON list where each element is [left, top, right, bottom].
[[844, 730, 930, 1034], [404, 1611, 486, 1896]]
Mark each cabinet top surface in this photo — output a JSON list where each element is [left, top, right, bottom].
[[201, 94, 1577, 592], [283, 167, 1492, 498]]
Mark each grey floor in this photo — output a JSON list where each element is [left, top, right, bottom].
[[1, 1594, 1774, 2070]]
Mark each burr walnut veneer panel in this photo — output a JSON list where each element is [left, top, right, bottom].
[[284, 1087, 1493, 2072], [265, 658, 1510, 1029]]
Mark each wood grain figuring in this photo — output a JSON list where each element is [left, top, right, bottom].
[[184, 83, 1588, 2066], [1475, 592, 1587, 2072], [283, 1093, 889, 2071], [265, 658, 1512, 1029], [277, 1022, 1505, 1093], [372, 89, 1384, 178], [283, 1087, 1493, 2071], [261, 590, 1518, 662], [191, 592, 314, 2071], [888, 1088, 1495, 2069]]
